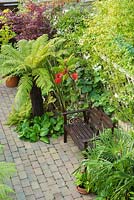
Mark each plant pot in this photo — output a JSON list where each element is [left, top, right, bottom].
[[5, 76, 19, 88], [76, 186, 89, 195]]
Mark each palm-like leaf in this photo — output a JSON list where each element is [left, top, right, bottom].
[[15, 75, 33, 110], [32, 68, 52, 95], [0, 34, 65, 111], [0, 146, 16, 200]]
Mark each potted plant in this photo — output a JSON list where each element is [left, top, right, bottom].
[[5, 75, 20, 88], [73, 171, 89, 195], [75, 128, 134, 200], [73, 165, 93, 195], [0, 11, 18, 87]]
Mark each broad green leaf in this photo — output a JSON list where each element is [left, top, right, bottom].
[[40, 137, 50, 144]]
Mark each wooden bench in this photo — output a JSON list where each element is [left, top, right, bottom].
[[63, 107, 114, 150]]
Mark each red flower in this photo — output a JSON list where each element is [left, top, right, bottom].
[[55, 72, 63, 79], [54, 77, 62, 84], [54, 72, 64, 84], [71, 72, 78, 80]]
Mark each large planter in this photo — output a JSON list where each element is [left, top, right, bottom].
[[5, 76, 19, 88], [76, 186, 89, 195]]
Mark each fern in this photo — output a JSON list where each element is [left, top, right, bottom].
[[0, 146, 16, 200], [15, 74, 33, 110], [1, 44, 24, 61], [32, 68, 52, 95], [0, 34, 64, 114]]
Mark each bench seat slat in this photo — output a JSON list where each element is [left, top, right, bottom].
[[63, 107, 114, 150]]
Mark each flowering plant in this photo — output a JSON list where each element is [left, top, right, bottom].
[[54, 71, 78, 84], [50, 55, 79, 112], [0, 2, 56, 41]]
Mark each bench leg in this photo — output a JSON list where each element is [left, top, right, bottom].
[[64, 129, 67, 143], [84, 141, 88, 149]]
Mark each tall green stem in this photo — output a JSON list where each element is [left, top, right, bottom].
[[46, 59, 66, 112]]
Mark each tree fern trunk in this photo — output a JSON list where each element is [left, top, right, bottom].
[[30, 82, 44, 117]]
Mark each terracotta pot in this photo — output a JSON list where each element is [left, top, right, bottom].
[[5, 76, 19, 88], [76, 186, 89, 195]]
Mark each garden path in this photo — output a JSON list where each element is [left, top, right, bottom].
[[0, 83, 95, 200]]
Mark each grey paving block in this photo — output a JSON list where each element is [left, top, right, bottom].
[[0, 84, 86, 200]]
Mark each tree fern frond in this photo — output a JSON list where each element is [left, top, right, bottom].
[[15, 75, 33, 110], [17, 39, 34, 58], [30, 34, 48, 58], [32, 68, 52, 94], [27, 36, 54, 67], [1, 60, 22, 74], [0, 54, 11, 64], [0, 184, 14, 200], [1, 45, 24, 61]]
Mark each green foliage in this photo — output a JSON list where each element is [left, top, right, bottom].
[[54, 6, 115, 114], [55, 6, 90, 57], [0, 145, 16, 200], [0, 34, 64, 113], [0, 24, 16, 45], [55, 7, 88, 36], [7, 101, 32, 126], [73, 170, 92, 193], [78, 128, 134, 200], [87, 0, 134, 71], [82, 0, 134, 123], [52, 7, 100, 111], [16, 112, 64, 143]]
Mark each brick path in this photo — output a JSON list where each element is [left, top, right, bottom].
[[0, 84, 95, 200]]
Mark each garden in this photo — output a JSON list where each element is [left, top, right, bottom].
[[0, 0, 134, 199]]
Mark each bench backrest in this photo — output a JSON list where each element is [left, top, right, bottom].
[[87, 107, 113, 134]]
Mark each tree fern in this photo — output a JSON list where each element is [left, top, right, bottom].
[[15, 74, 33, 110], [0, 34, 65, 116]]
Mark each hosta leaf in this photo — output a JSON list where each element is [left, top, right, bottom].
[[52, 134, 58, 139], [40, 137, 50, 144], [40, 128, 49, 137]]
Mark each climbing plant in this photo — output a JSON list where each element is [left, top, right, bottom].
[[81, 0, 134, 123]]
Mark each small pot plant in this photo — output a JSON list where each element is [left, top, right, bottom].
[[73, 167, 92, 195]]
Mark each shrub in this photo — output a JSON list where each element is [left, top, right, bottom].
[[1, 2, 56, 41], [75, 128, 134, 200], [16, 112, 64, 143]]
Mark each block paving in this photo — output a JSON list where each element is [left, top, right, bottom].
[[0, 83, 96, 200]]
